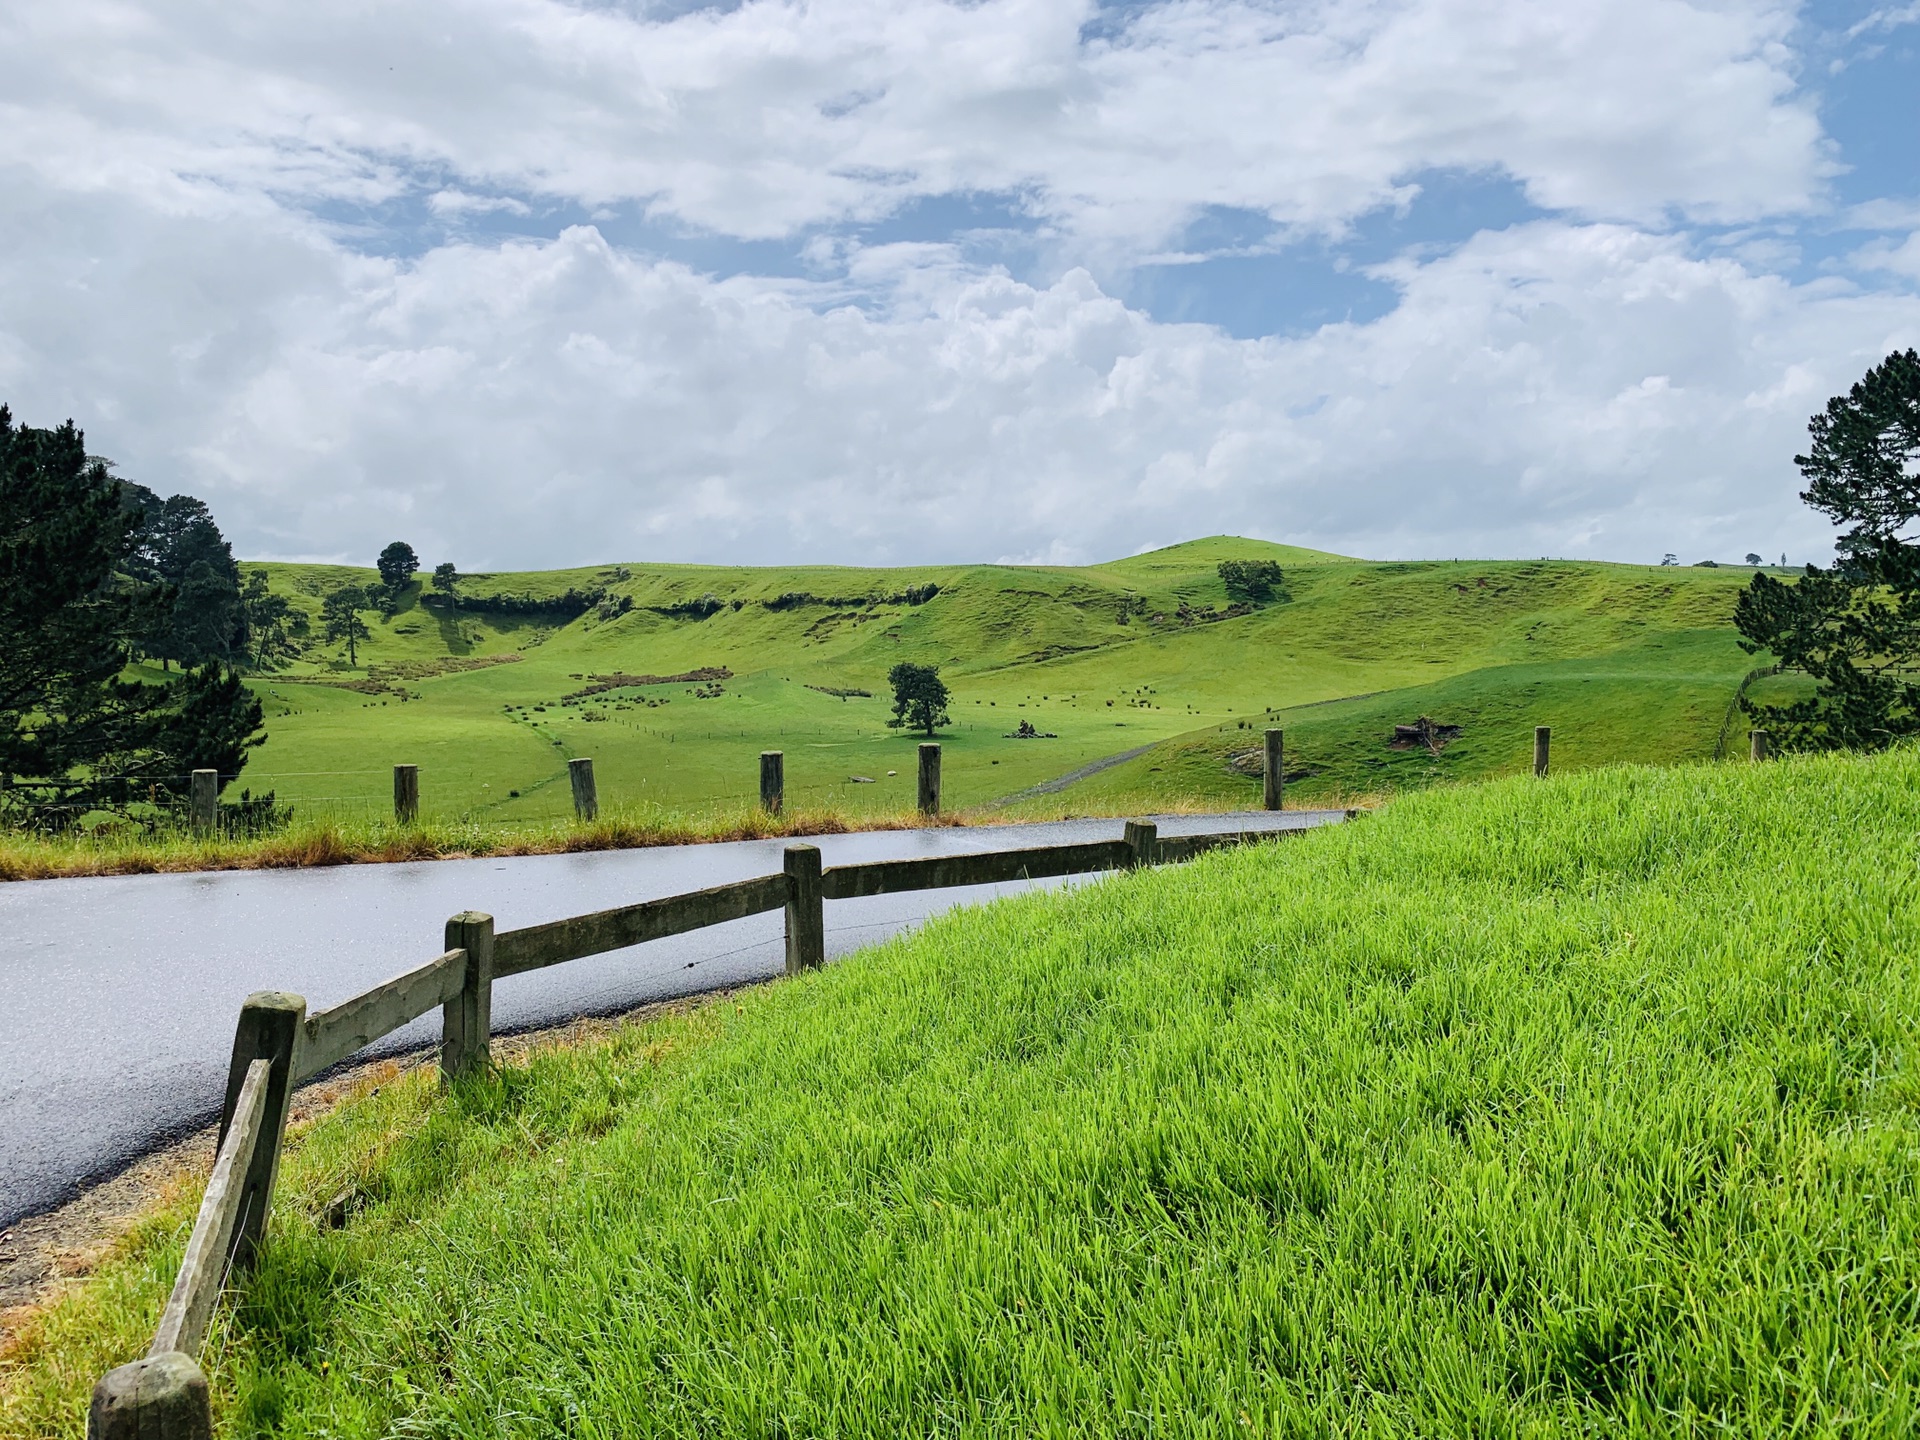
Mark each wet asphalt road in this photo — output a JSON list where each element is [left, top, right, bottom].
[[0, 810, 1344, 1226]]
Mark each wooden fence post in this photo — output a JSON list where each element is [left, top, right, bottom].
[[918, 743, 941, 816], [1262, 729, 1284, 811], [1123, 819, 1158, 868], [218, 991, 305, 1270], [189, 770, 217, 835], [784, 843, 824, 973], [441, 912, 494, 1084], [1534, 726, 1550, 778], [569, 758, 598, 820], [88, 1350, 211, 1440], [393, 764, 419, 824], [760, 751, 784, 815], [1750, 729, 1770, 762]]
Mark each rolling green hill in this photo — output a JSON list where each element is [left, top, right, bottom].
[[223, 539, 1768, 822]]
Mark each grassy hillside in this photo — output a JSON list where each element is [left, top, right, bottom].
[[8, 752, 1917, 1434], [224, 539, 1766, 824]]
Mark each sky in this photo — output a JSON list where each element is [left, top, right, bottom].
[[1, 0, 1917, 571]]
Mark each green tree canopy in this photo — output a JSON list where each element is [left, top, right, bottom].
[[377, 541, 419, 590], [887, 662, 951, 737], [1218, 558, 1284, 604], [241, 570, 303, 667], [322, 585, 372, 666], [1735, 349, 1920, 749], [0, 408, 263, 825], [431, 561, 459, 593], [121, 485, 247, 667]]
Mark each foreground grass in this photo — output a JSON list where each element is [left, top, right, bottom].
[[8, 751, 1919, 1435]]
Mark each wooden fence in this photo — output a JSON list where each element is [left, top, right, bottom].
[[85, 814, 1343, 1438]]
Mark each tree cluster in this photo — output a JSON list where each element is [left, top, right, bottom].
[[1, 409, 264, 827], [1218, 559, 1284, 605], [1736, 349, 1920, 750]]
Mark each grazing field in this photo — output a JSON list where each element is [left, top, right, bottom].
[[223, 539, 1762, 828], [7, 751, 1916, 1435]]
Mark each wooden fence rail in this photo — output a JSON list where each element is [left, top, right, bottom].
[[87, 812, 1342, 1438], [89, 1058, 271, 1439]]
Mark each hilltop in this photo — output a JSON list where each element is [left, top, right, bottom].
[[216, 537, 1770, 822]]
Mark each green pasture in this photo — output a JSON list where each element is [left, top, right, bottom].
[[231, 540, 1765, 822], [1042, 628, 1759, 812], [11, 751, 1918, 1435]]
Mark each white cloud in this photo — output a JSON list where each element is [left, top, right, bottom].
[[0, 0, 1910, 572], [0, 0, 1827, 249], [426, 190, 533, 217], [1850, 231, 1920, 280], [3, 175, 1912, 569]]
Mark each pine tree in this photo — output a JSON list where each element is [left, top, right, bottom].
[[1736, 350, 1920, 749], [0, 408, 263, 824]]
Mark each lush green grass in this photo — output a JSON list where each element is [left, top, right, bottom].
[[1051, 628, 1756, 812], [224, 541, 1765, 828], [10, 750, 1919, 1435]]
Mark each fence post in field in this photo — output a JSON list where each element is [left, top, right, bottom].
[[188, 769, 217, 835], [441, 912, 495, 1084], [1750, 729, 1771, 762], [760, 751, 784, 815], [918, 743, 942, 816], [393, 764, 419, 824], [1124, 819, 1159, 868], [88, 1349, 212, 1440], [1262, 729, 1284, 811], [218, 991, 305, 1270], [1534, 726, 1551, 778], [569, 757, 598, 821], [784, 843, 825, 973]]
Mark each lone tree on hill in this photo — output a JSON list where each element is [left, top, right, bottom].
[[1735, 348, 1920, 749], [887, 662, 951, 737], [377, 541, 419, 591], [374, 541, 418, 617], [1218, 558, 1283, 604], [431, 561, 459, 594], [1746, 553, 1763, 566], [322, 585, 371, 666]]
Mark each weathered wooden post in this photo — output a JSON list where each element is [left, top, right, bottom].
[[918, 743, 941, 816], [441, 912, 494, 1083], [393, 764, 419, 824], [218, 991, 305, 1269], [1123, 818, 1158, 868], [1262, 729, 1284, 811], [88, 1350, 211, 1440], [1534, 726, 1551, 778], [1750, 729, 1770, 762], [784, 843, 824, 973], [189, 769, 217, 835], [569, 757, 598, 820], [760, 751, 784, 815]]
